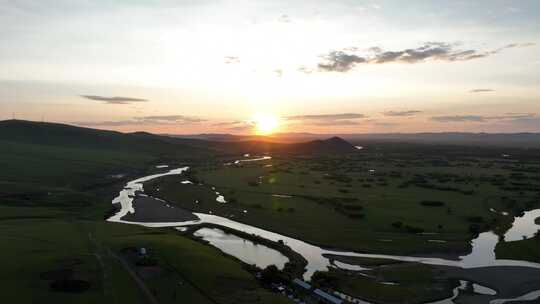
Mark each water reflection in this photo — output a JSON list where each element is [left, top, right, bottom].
[[504, 209, 540, 242], [194, 227, 289, 270]]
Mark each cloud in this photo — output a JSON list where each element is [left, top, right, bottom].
[[285, 113, 367, 126], [310, 120, 361, 126], [213, 120, 255, 131], [227, 125, 254, 132], [431, 115, 486, 122], [469, 89, 495, 93], [383, 110, 422, 117], [72, 120, 140, 127], [374, 122, 399, 127], [73, 115, 205, 127], [318, 51, 367, 72], [317, 42, 536, 72], [224, 56, 240, 64], [212, 121, 243, 127], [81, 95, 148, 104], [431, 113, 537, 123], [490, 113, 536, 120], [285, 113, 367, 120], [509, 117, 540, 129], [136, 115, 205, 123]]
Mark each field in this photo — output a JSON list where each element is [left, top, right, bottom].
[[0, 204, 289, 303], [146, 147, 540, 257]]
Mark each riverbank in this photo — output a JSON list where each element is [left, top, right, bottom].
[[183, 223, 308, 278]]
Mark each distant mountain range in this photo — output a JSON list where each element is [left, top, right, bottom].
[[170, 132, 540, 148], [3, 120, 539, 159], [0, 120, 358, 156]]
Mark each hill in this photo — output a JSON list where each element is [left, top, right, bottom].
[[0, 120, 213, 193], [190, 136, 358, 155], [0, 119, 209, 155]]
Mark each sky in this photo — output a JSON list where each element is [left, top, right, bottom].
[[1, 0, 539, 134]]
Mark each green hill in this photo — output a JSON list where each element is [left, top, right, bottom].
[[0, 120, 214, 210]]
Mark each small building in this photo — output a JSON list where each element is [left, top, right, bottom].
[[139, 247, 147, 256], [314, 288, 343, 304]]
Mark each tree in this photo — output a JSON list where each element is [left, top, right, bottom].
[[261, 265, 281, 284]]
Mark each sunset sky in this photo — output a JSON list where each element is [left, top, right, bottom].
[[1, 0, 539, 134]]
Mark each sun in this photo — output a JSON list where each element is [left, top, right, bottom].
[[252, 113, 280, 135]]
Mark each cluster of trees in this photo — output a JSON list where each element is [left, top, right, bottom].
[[398, 175, 475, 195]]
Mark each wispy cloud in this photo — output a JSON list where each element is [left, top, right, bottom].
[[227, 124, 254, 132], [310, 120, 361, 126], [431, 115, 486, 122], [509, 117, 540, 129], [81, 95, 148, 104], [374, 122, 399, 127], [383, 110, 423, 117], [285, 113, 367, 120], [469, 89, 495, 93], [137, 115, 205, 123], [285, 113, 366, 126], [317, 42, 536, 72], [72, 120, 140, 127], [212, 121, 243, 127], [73, 115, 205, 127], [213, 120, 255, 131], [432, 113, 536, 123]]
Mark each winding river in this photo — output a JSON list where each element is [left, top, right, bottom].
[[108, 163, 540, 303]]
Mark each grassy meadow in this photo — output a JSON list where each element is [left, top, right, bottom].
[[147, 150, 540, 256]]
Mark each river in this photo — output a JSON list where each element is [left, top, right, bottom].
[[107, 162, 540, 303]]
